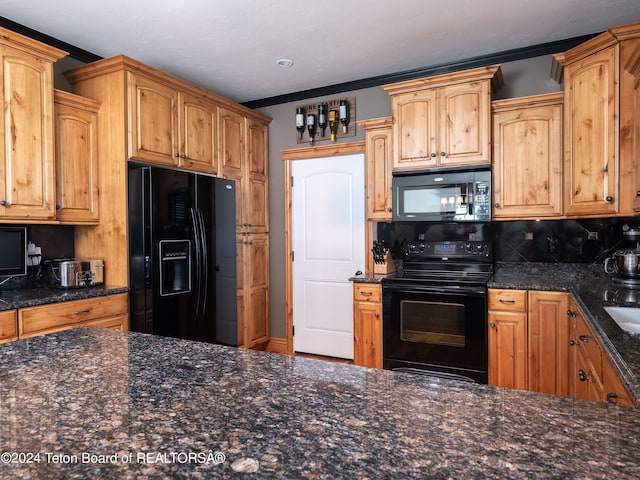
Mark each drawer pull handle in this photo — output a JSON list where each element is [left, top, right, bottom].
[[606, 393, 618, 403], [499, 299, 515, 304], [360, 291, 373, 297], [74, 309, 92, 316]]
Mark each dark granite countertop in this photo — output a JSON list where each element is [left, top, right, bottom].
[[1, 327, 639, 479], [0, 285, 129, 311], [489, 262, 640, 403]]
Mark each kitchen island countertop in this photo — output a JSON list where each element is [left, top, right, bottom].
[[1, 327, 639, 479]]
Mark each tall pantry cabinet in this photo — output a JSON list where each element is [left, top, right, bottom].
[[64, 55, 271, 349]]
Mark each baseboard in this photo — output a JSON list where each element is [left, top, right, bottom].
[[265, 337, 289, 355]]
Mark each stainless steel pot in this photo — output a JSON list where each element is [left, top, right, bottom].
[[605, 249, 640, 278]]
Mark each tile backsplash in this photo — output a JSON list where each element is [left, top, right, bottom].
[[376, 217, 640, 264]]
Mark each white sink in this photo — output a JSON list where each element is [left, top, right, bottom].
[[604, 306, 640, 334]]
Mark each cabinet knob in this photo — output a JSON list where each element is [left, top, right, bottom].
[[56, 204, 61, 210], [440, 152, 446, 157], [605, 196, 613, 202], [175, 153, 180, 158], [569, 340, 576, 346], [579, 335, 589, 343], [567, 310, 577, 317], [0, 200, 6, 206], [489, 322, 496, 328], [637, 191, 640, 197], [387, 207, 393, 212], [578, 370, 588, 382], [374, 312, 380, 318], [430, 153, 436, 158], [180, 154, 188, 159], [494, 203, 500, 208]]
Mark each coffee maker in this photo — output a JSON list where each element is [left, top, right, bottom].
[[605, 225, 640, 286]]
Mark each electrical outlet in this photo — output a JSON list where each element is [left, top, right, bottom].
[[468, 232, 476, 240], [418, 233, 425, 241], [587, 231, 598, 240], [525, 232, 534, 240]]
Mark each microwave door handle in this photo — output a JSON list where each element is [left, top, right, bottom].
[[467, 183, 474, 215]]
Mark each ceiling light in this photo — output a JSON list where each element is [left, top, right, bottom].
[[276, 58, 294, 68]]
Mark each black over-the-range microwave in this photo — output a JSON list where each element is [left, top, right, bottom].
[[391, 166, 491, 222]]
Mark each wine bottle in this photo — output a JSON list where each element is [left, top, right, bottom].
[[328, 109, 338, 142], [318, 103, 328, 137], [295, 107, 305, 142], [339, 100, 349, 133], [306, 113, 317, 146]]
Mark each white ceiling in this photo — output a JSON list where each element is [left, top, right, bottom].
[[1, 0, 640, 104]]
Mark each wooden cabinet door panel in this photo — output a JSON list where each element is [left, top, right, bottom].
[[179, 93, 218, 174], [245, 119, 269, 233], [0, 310, 17, 343], [439, 81, 490, 166], [219, 107, 244, 179], [128, 73, 178, 165], [488, 311, 527, 390], [393, 91, 437, 169], [0, 47, 55, 219], [353, 300, 383, 368], [527, 291, 569, 396], [564, 46, 618, 216], [54, 91, 100, 223], [492, 97, 563, 218], [363, 119, 393, 220]]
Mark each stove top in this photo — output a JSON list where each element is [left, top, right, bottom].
[[387, 241, 494, 285]]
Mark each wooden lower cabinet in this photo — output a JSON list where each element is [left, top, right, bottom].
[[489, 288, 635, 406], [18, 293, 129, 339], [488, 289, 528, 390], [0, 310, 18, 343], [528, 291, 570, 396], [353, 283, 383, 369], [237, 233, 270, 349], [568, 299, 635, 406]]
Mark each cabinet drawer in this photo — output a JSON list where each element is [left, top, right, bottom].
[[19, 293, 128, 337], [488, 289, 527, 312], [0, 310, 17, 343], [353, 283, 382, 302]]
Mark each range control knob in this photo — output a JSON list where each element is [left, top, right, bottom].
[[476, 243, 485, 253]]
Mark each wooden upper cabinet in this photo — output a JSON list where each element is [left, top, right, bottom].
[[625, 43, 640, 212], [383, 65, 502, 171], [54, 90, 100, 224], [562, 45, 619, 216], [219, 107, 245, 180], [245, 118, 269, 233], [438, 81, 491, 166], [127, 73, 178, 166], [359, 117, 393, 220], [179, 92, 218, 174], [492, 93, 563, 219], [0, 32, 66, 220]]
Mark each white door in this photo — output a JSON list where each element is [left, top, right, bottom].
[[292, 153, 365, 359]]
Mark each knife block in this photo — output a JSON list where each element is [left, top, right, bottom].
[[373, 252, 395, 276]]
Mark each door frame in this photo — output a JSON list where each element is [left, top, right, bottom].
[[282, 141, 366, 355]]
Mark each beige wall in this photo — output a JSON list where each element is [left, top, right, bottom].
[[256, 54, 562, 339]]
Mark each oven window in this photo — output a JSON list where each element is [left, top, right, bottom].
[[400, 300, 465, 347]]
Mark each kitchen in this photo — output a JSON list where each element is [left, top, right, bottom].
[[1, 2, 640, 478]]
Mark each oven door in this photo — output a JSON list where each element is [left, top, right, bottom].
[[382, 282, 488, 383]]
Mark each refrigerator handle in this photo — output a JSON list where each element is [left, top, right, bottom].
[[197, 209, 208, 320], [190, 207, 203, 321]]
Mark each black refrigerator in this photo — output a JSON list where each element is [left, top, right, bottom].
[[128, 161, 237, 345]]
